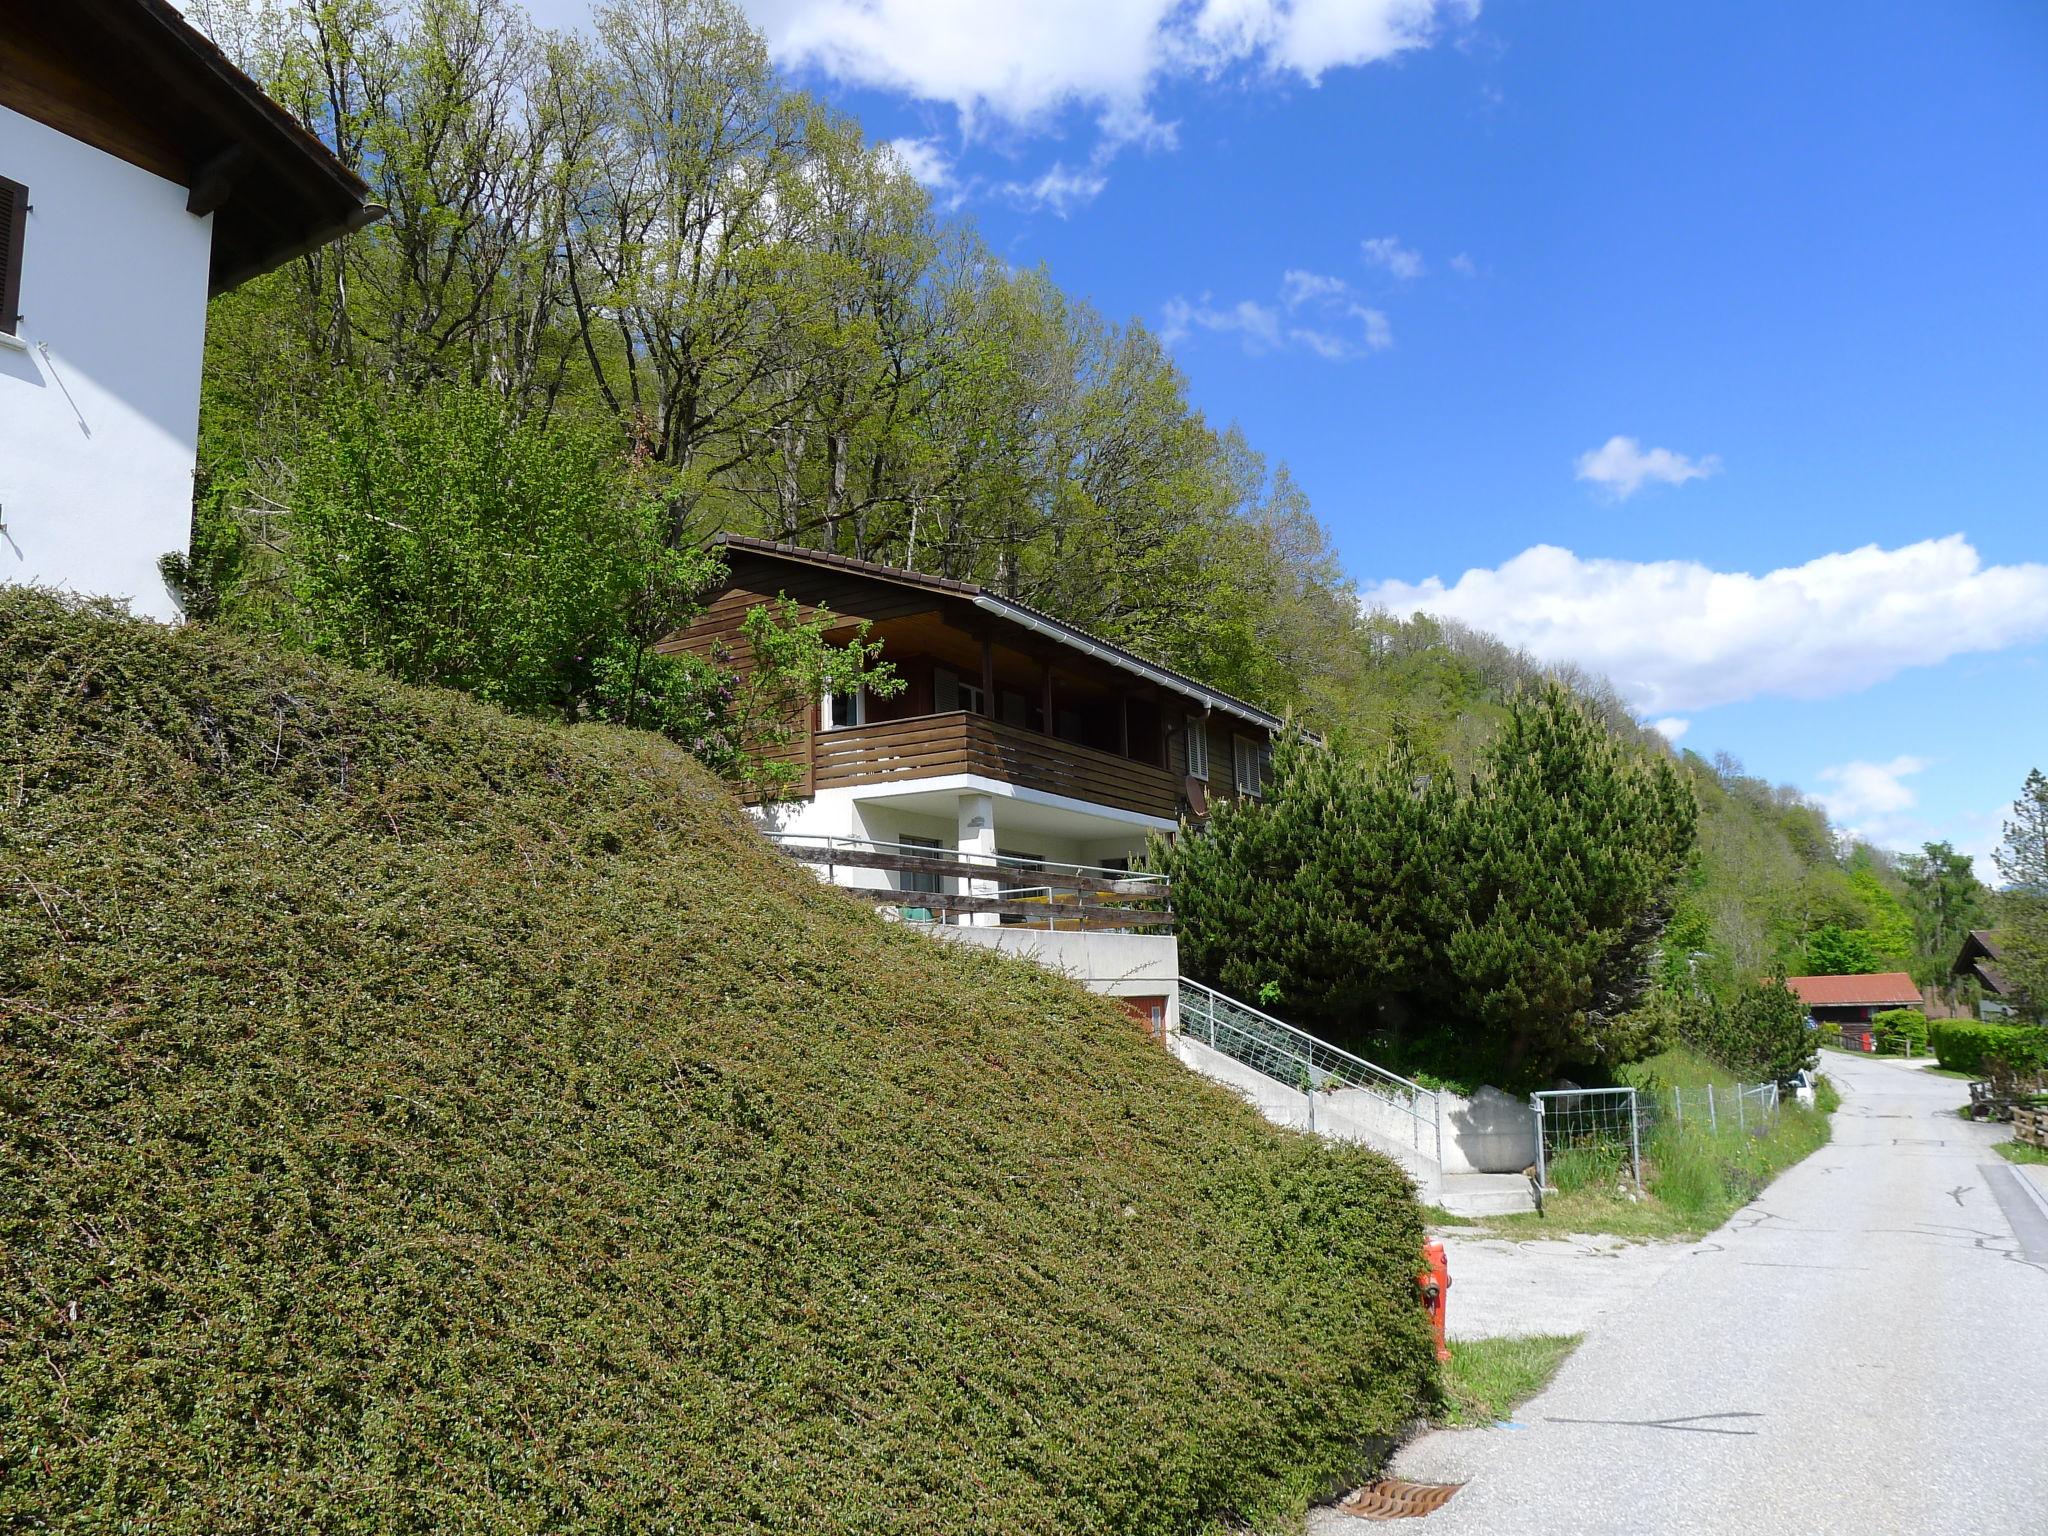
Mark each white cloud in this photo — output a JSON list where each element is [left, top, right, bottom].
[[1359, 535, 2048, 714], [1650, 716, 1690, 743], [1352, 305, 1394, 350], [1289, 327, 1354, 359], [1575, 435, 1721, 500], [1281, 268, 1350, 308], [743, 2, 1475, 133], [1361, 234, 1424, 279], [997, 160, 1110, 215], [1161, 296, 1284, 351], [884, 136, 954, 189], [1449, 251, 1476, 276], [1170, 267, 1391, 358], [1815, 756, 1931, 825]]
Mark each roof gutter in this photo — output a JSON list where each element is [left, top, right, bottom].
[[970, 594, 1284, 732]]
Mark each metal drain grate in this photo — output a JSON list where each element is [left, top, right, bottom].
[[1336, 1479, 1462, 1520]]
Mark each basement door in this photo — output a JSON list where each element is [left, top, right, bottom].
[[1120, 995, 1169, 1043]]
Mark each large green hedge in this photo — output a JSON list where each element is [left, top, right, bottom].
[[0, 593, 1435, 1534], [1928, 1019, 2048, 1076], [1871, 1008, 1929, 1055]]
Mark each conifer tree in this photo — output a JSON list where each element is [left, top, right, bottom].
[[1158, 731, 1455, 1040], [1994, 768, 2048, 1020], [1444, 682, 1697, 1081]]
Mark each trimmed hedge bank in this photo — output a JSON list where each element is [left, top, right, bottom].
[[1929, 1019, 2048, 1076], [0, 593, 1436, 1534]]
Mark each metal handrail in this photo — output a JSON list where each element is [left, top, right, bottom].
[[1178, 978, 1442, 1167], [763, 832, 1169, 890]]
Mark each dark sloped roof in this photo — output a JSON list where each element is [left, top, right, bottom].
[[1951, 930, 2008, 994], [713, 534, 1288, 731], [2, 0, 381, 293]]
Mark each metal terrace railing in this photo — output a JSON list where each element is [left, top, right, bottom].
[[764, 832, 1173, 933], [1178, 978, 1442, 1170]]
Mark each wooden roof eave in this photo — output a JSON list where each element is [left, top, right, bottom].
[[0, 0, 380, 294]]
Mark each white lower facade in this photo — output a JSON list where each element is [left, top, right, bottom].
[[756, 774, 1173, 870], [755, 775, 1181, 1027], [1, 106, 213, 621]]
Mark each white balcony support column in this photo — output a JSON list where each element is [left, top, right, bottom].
[[956, 791, 1000, 927]]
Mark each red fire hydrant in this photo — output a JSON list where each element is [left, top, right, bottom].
[[1417, 1240, 1451, 1362]]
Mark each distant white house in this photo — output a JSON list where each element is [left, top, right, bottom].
[[0, 0, 378, 620]]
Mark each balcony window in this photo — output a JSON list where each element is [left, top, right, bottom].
[[1185, 720, 1209, 781], [998, 847, 1045, 926], [825, 687, 864, 729], [934, 667, 985, 716], [898, 835, 942, 897]]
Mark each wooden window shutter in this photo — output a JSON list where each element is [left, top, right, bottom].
[[0, 176, 25, 336]]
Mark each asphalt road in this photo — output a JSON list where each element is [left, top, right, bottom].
[[1371, 1051, 2048, 1535]]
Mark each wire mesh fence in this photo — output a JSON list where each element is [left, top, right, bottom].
[[1531, 1079, 1787, 1212], [1642, 1080, 1781, 1138], [1530, 1087, 1642, 1202]]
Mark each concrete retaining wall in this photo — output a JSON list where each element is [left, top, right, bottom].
[[932, 927, 1180, 1029], [1438, 1086, 1539, 1175]]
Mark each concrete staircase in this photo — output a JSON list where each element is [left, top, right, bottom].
[[1436, 1172, 1539, 1217], [1171, 980, 1537, 1216]]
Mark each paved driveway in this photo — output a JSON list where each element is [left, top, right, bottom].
[[1345, 1052, 2048, 1534]]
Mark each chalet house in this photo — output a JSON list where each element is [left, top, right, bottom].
[[1787, 972, 1922, 1047], [663, 535, 1281, 861], [1951, 929, 2013, 1019], [0, 0, 379, 620], [658, 536, 1287, 1031]]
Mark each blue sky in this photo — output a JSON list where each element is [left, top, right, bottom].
[[539, 1, 2048, 870]]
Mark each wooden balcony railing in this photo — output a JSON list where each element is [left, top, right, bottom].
[[768, 834, 1174, 932], [811, 712, 1184, 820]]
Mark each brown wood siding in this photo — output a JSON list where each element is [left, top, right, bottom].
[[0, 32, 189, 185], [654, 557, 959, 803], [813, 713, 1183, 821], [656, 553, 957, 663], [659, 549, 1278, 812]]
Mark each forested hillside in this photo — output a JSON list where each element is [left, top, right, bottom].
[[173, 0, 1986, 1063], [182, 0, 1355, 716]]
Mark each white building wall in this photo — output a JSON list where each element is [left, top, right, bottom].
[[0, 106, 213, 621], [933, 927, 1180, 1028], [753, 783, 1164, 870], [756, 780, 1178, 1019]]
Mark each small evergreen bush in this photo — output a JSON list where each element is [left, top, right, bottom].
[[1871, 1007, 1929, 1055], [1676, 977, 1815, 1081]]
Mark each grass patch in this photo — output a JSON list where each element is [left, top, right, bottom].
[[1466, 1049, 1837, 1241], [1633, 1046, 1740, 1089], [1437, 1335, 1581, 1426], [1994, 1141, 2048, 1165], [0, 594, 1438, 1535], [1422, 1205, 1484, 1227]]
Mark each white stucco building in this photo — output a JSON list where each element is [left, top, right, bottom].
[[0, 0, 378, 619]]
